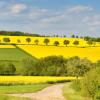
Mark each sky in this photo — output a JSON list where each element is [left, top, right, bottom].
[[0, 0, 100, 37]]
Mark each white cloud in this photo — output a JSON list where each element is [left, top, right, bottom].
[[83, 15, 100, 26], [0, 3, 100, 36], [28, 7, 48, 19], [67, 5, 93, 14], [10, 4, 27, 14]]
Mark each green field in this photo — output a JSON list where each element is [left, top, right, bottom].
[[0, 84, 49, 94], [0, 48, 30, 61], [0, 47, 32, 74], [0, 84, 50, 100], [0, 95, 30, 100], [62, 83, 91, 100]]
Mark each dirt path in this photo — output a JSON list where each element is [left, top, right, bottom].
[[7, 84, 65, 100]]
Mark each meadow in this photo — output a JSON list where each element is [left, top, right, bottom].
[[0, 48, 30, 61]]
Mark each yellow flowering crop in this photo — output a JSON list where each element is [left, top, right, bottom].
[[17, 45, 100, 62], [0, 45, 15, 48], [0, 76, 76, 84], [0, 35, 99, 46]]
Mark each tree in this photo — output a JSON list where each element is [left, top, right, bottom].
[[21, 58, 39, 76], [3, 38, 10, 43], [0, 62, 16, 75], [34, 39, 39, 45], [87, 40, 93, 46], [63, 40, 70, 46], [71, 34, 75, 38], [26, 38, 31, 44], [44, 38, 50, 45], [54, 41, 59, 46], [76, 36, 79, 38], [63, 35, 66, 37], [73, 40, 79, 46], [17, 39, 21, 43]]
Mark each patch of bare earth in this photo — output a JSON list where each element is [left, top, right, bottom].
[[7, 84, 65, 100]]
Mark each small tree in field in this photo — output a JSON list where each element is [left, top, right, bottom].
[[87, 40, 93, 46], [3, 38, 10, 43], [54, 41, 59, 46], [0, 63, 16, 75], [44, 38, 50, 45], [26, 38, 31, 44], [71, 34, 75, 38], [17, 39, 21, 43], [73, 40, 79, 46], [63, 40, 70, 46], [34, 39, 39, 45]]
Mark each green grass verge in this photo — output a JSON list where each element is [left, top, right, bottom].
[[0, 84, 50, 94], [62, 83, 91, 100], [0, 95, 30, 100]]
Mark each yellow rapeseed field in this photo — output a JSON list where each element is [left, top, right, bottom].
[[0, 45, 15, 48], [17, 45, 100, 62], [1, 35, 99, 46], [0, 76, 76, 84], [0, 36, 100, 62]]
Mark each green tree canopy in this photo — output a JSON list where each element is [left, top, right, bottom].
[[3, 38, 10, 43], [34, 39, 39, 45], [73, 40, 79, 46], [54, 41, 59, 46], [26, 38, 31, 44], [44, 38, 50, 45], [63, 40, 70, 46]]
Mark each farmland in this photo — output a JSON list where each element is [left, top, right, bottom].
[[0, 35, 100, 100], [17, 45, 100, 62], [0, 36, 100, 62], [0, 47, 30, 61], [0, 76, 76, 85]]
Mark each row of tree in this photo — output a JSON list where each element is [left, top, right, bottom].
[[1, 38, 98, 46]]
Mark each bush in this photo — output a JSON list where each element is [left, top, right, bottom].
[[0, 62, 16, 75], [72, 66, 100, 99], [21, 58, 39, 75]]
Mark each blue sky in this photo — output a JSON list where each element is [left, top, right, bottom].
[[0, 0, 100, 37]]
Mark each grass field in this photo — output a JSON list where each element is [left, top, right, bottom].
[[62, 83, 91, 100], [0, 48, 30, 61], [17, 45, 100, 62], [0, 95, 30, 100], [0, 76, 52, 100], [0, 84, 50, 94]]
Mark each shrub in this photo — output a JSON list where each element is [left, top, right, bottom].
[[0, 62, 16, 75]]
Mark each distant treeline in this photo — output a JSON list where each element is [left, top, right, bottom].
[[0, 31, 41, 37], [84, 36, 100, 42]]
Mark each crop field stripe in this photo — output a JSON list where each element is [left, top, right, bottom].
[[0, 47, 31, 61], [14, 45, 35, 58]]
